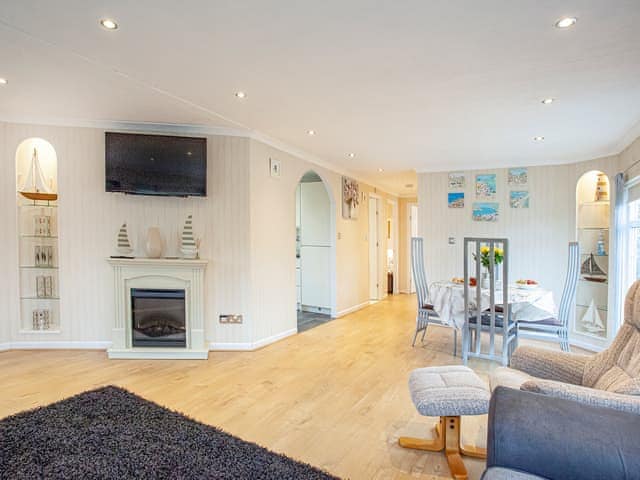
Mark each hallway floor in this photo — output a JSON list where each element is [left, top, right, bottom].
[[297, 310, 332, 332]]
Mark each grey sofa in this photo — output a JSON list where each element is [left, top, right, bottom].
[[482, 387, 640, 480]]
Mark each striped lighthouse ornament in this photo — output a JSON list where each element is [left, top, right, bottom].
[[116, 222, 133, 255], [180, 215, 197, 259]]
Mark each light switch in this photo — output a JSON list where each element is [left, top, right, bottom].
[[448, 237, 456, 245]]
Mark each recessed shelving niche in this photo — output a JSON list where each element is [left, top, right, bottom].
[[15, 138, 61, 334], [574, 170, 610, 347]]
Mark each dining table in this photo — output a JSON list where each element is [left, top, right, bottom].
[[429, 281, 557, 330]]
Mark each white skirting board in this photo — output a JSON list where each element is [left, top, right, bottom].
[[0, 343, 11, 351], [335, 300, 373, 318], [5, 341, 112, 350], [210, 328, 297, 351]]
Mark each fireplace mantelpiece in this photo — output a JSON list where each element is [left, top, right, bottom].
[[107, 258, 208, 359]]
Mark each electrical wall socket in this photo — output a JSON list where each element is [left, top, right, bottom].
[[219, 314, 243, 324]]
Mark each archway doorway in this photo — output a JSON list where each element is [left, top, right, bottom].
[[296, 171, 335, 332]]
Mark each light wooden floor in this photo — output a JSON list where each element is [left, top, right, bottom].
[[0, 294, 551, 479]]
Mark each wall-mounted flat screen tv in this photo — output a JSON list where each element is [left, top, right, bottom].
[[105, 132, 207, 197]]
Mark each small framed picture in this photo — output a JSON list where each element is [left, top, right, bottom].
[[269, 157, 281, 178]]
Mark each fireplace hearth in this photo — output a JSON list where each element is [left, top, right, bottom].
[[131, 289, 186, 348]]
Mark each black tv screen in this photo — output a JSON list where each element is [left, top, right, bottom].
[[105, 132, 207, 197]]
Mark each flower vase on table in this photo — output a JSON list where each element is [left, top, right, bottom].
[[474, 245, 504, 289]]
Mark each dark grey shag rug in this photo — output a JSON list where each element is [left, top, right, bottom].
[[0, 386, 339, 480]]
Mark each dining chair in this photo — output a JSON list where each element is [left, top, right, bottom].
[[410, 237, 457, 355], [516, 242, 579, 352], [462, 238, 517, 366]]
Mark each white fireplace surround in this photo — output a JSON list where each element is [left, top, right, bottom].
[[107, 258, 208, 359]]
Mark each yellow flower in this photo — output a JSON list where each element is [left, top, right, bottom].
[[480, 246, 490, 254], [495, 248, 504, 255]]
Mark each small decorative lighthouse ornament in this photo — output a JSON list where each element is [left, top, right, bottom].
[[116, 222, 133, 255], [180, 215, 198, 259]]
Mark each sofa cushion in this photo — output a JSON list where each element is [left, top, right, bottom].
[[489, 367, 532, 392], [481, 467, 547, 480]]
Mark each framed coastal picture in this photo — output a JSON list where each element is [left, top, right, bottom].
[[448, 192, 464, 208], [448, 173, 465, 190], [508, 167, 528, 186], [475, 174, 496, 199], [510, 190, 530, 208], [472, 202, 499, 222]]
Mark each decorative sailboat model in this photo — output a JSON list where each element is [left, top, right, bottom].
[[581, 299, 605, 334], [116, 223, 133, 255], [581, 253, 607, 283], [19, 148, 57, 202]]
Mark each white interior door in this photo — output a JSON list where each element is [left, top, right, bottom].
[[409, 204, 418, 294], [369, 197, 379, 300]]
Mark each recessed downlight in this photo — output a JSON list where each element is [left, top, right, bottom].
[[533, 136, 545, 142], [0, 78, 7, 85], [541, 98, 555, 105], [307, 129, 316, 136], [555, 17, 577, 28], [235, 91, 246, 99], [100, 18, 118, 30], [348, 153, 355, 158], [378, 168, 384, 172]]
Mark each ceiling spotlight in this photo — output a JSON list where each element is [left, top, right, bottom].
[[378, 168, 384, 172], [533, 136, 545, 142], [348, 153, 355, 158], [235, 91, 246, 99], [541, 98, 555, 105], [0, 78, 7, 85], [99, 18, 118, 30], [307, 130, 316, 136], [555, 17, 577, 28]]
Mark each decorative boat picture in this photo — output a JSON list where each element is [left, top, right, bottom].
[[581, 253, 607, 283], [581, 299, 605, 334], [116, 223, 133, 255], [19, 148, 58, 201]]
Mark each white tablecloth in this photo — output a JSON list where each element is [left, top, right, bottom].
[[429, 281, 557, 330]]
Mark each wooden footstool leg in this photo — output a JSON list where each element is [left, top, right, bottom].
[[399, 416, 486, 480], [398, 416, 445, 451]]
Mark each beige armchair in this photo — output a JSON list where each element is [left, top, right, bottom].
[[491, 280, 640, 414]]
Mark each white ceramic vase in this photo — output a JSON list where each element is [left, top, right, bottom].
[[145, 227, 163, 258]]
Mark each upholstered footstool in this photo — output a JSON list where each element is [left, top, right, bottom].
[[399, 365, 490, 480]]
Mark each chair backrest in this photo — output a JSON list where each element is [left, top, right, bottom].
[[557, 242, 580, 328], [411, 237, 429, 309], [463, 237, 512, 365], [582, 280, 640, 392]]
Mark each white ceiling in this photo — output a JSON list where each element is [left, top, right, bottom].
[[1, 1, 640, 195]]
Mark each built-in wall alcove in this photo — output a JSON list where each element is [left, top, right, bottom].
[[295, 170, 336, 332], [574, 170, 611, 349], [15, 138, 61, 334]]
